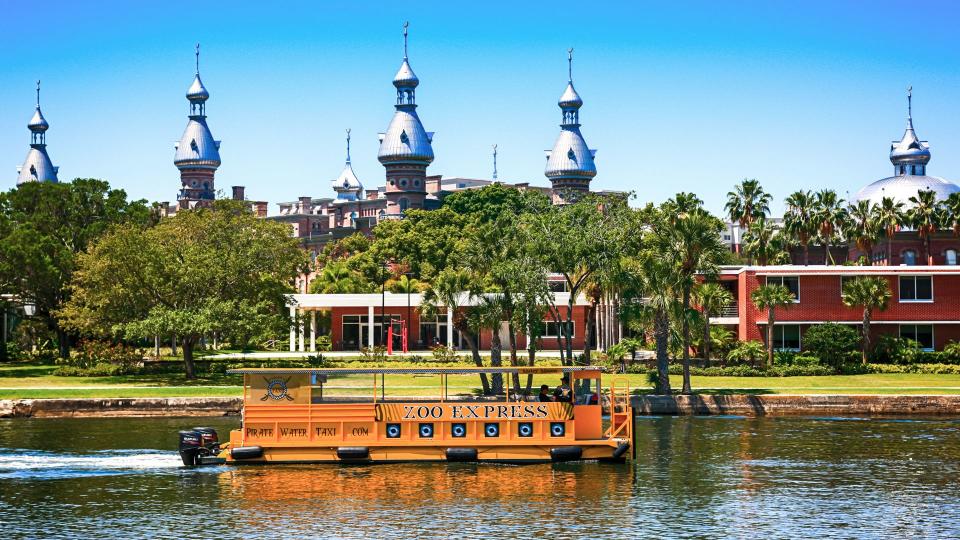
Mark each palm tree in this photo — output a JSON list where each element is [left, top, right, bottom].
[[694, 282, 734, 367], [742, 217, 790, 266], [308, 261, 371, 293], [844, 200, 883, 265], [814, 189, 845, 265], [750, 284, 795, 368], [945, 192, 960, 237], [876, 196, 905, 264], [784, 190, 817, 265], [662, 205, 728, 394], [725, 179, 771, 255], [907, 189, 942, 265], [420, 268, 491, 395], [387, 274, 422, 294], [842, 276, 892, 364], [634, 255, 678, 395]]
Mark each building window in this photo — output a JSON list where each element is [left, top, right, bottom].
[[399, 198, 409, 212], [900, 324, 934, 350], [902, 250, 917, 265], [548, 281, 568, 292], [946, 249, 958, 266], [765, 276, 800, 302], [899, 275, 933, 302], [542, 320, 574, 338], [772, 324, 801, 351]]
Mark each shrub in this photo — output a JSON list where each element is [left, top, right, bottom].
[[942, 341, 960, 361], [727, 340, 765, 364], [52, 362, 132, 377], [870, 335, 921, 364], [802, 323, 859, 368], [360, 346, 387, 363], [316, 335, 332, 352], [431, 345, 458, 363], [860, 363, 960, 375], [59, 341, 144, 372]]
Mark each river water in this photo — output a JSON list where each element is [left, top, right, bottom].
[[1, 415, 958, 539]]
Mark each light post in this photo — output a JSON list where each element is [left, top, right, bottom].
[[404, 272, 415, 350], [380, 263, 389, 347]]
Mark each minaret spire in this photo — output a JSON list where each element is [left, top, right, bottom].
[[492, 144, 498, 180], [19, 80, 58, 184], [568, 48, 573, 82], [346, 128, 352, 164], [403, 21, 409, 59], [907, 85, 913, 123], [195, 43, 200, 75], [36, 80, 40, 108]]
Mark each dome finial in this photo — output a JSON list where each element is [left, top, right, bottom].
[[403, 21, 409, 59], [907, 85, 913, 121], [195, 43, 200, 75], [36, 80, 40, 108], [346, 128, 352, 164], [568, 48, 574, 83], [492, 144, 498, 180]]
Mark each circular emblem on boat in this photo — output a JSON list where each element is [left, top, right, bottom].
[[260, 377, 294, 401], [550, 422, 565, 437], [386, 423, 402, 439], [518, 422, 533, 438], [419, 423, 434, 438], [451, 423, 466, 438], [484, 423, 499, 438]]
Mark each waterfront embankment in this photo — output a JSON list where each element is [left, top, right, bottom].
[[4, 394, 960, 418]]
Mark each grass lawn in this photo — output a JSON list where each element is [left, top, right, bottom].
[[3, 361, 960, 398]]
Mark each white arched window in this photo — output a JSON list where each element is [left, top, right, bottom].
[[946, 249, 958, 266], [903, 250, 917, 266]]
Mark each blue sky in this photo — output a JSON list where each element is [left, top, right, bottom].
[[2, 1, 959, 216]]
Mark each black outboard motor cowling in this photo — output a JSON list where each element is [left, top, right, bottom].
[[178, 430, 202, 467], [192, 427, 219, 453]]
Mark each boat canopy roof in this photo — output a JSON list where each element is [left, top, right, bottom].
[[227, 366, 605, 376]]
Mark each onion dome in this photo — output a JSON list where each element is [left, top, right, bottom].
[[333, 129, 364, 200], [890, 88, 930, 171], [545, 49, 596, 181], [378, 22, 435, 165], [186, 74, 210, 103], [17, 81, 58, 184]]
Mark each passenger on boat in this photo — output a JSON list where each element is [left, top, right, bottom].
[[554, 375, 572, 403], [538, 384, 553, 402]]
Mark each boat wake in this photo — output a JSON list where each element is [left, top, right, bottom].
[[0, 449, 186, 480]]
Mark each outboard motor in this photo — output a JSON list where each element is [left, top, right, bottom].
[[193, 427, 220, 453], [178, 430, 202, 467]]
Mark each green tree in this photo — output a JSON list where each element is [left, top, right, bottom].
[[420, 268, 491, 395], [802, 323, 859, 369], [0, 179, 152, 359], [526, 195, 627, 365], [784, 190, 817, 265], [725, 178, 771, 257], [750, 284, 795, 368], [907, 189, 942, 265], [661, 200, 728, 394], [814, 189, 845, 265], [842, 276, 892, 364], [944, 192, 960, 238], [60, 201, 307, 378], [742, 217, 790, 266], [876, 196, 905, 264], [844, 200, 882, 265], [308, 261, 373, 293], [694, 282, 734, 366]]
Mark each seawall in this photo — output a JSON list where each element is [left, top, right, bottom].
[[3, 394, 960, 418], [0, 397, 242, 418], [632, 394, 960, 416]]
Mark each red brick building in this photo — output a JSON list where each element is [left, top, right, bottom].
[[717, 266, 960, 352]]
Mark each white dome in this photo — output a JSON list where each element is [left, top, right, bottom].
[[854, 175, 960, 206]]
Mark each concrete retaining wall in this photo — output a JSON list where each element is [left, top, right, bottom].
[[0, 397, 242, 418], [632, 394, 960, 416]]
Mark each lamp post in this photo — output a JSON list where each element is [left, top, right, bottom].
[[380, 263, 389, 347], [404, 272, 415, 350]]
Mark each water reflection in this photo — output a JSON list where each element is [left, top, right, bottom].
[[1, 416, 959, 538]]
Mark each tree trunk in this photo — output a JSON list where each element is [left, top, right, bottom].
[[582, 300, 597, 363], [458, 322, 490, 395], [887, 235, 893, 265], [803, 242, 809, 266], [507, 320, 521, 396], [681, 286, 692, 394], [182, 337, 196, 379], [703, 311, 711, 368], [56, 326, 71, 360], [766, 309, 776, 369], [490, 327, 504, 394], [171, 335, 178, 356], [654, 308, 671, 395], [565, 297, 575, 365], [862, 308, 871, 365], [0, 310, 7, 363], [925, 235, 932, 265]]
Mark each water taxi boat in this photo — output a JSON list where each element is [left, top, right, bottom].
[[177, 366, 633, 465]]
